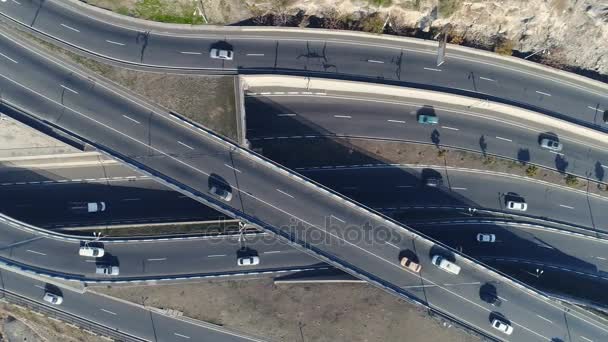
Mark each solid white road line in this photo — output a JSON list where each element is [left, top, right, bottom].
[[207, 254, 226, 258], [479, 77, 496, 82], [333, 115, 352, 119], [60, 23, 80, 32], [423, 67, 442, 72], [60, 84, 78, 94], [26, 250, 46, 256], [536, 315, 553, 324], [277, 113, 296, 117], [122, 115, 140, 124], [385, 242, 399, 249], [535, 90, 552, 97], [179, 51, 202, 55], [559, 204, 575, 209], [441, 126, 459, 131], [106, 40, 126, 46], [177, 141, 195, 150], [100, 309, 117, 315], [387, 119, 406, 124], [0, 52, 18, 64], [276, 189, 294, 198], [587, 105, 606, 112], [246, 53, 265, 56], [495, 136, 512, 142], [224, 163, 242, 173], [330, 215, 345, 223], [174, 333, 191, 339], [367, 59, 384, 64]]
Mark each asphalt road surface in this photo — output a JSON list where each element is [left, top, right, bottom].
[[1, 0, 607, 130], [0, 216, 321, 281], [0, 163, 226, 228], [290, 165, 608, 232], [1, 3, 608, 341], [1, 18, 606, 342], [0, 268, 263, 342], [246, 94, 608, 182]]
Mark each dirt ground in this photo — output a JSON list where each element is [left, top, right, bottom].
[[96, 277, 479, 342], [0, 301, 107, 342]]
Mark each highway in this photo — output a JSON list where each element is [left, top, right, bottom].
[[1, 0, 607, 131], [0, 163, 226, 228], [0, 215, 321, 281], [3, 160, 606, 232], [0, 268, 262, 341], [287, 164, 607, 232], [245, 93, 608, 184], [0, 15, 606, 342]]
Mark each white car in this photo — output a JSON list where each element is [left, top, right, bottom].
[[96, 265, 119, 276], [237, 256, 260, 266], [78, 246, 105, 258], [209, 48, 233, 60], [431, 255, 461, 275], [70, 202, 106, 213], [209, 185, 233, 202], [506, 200, 528, 211], [476, 233, 496, 243], [540, 138, 562, 152], [491, 318, 513, 335], [43, 292, 63, 305]]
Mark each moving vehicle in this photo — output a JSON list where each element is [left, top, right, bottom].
[[417, 114, 438, 125], [424, 177, 442, 187], [476, 233, 496, 243], [540, 138, 563, 152], [79, 246, 105, 258], [43, 292, 63, 305], [209, 185, 233, 201], [431, 255, 461, 275], [400, 256, 422, 273], [210, 48, 233, 60], [506, 200, 528, 211], [96, 265, 119, 276], [491, 318, 513, 335], [603, 110, 608, 124], [237, 256, 260, 266], [70, 202, 106, 213]]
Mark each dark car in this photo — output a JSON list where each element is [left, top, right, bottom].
[[603, 110, 608, 124]]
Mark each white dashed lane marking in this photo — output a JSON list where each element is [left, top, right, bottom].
[[60, 23, 80, 32], [535, 90, 552, 97]]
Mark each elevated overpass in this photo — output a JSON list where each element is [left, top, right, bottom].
[[0, 22, 605, 342]]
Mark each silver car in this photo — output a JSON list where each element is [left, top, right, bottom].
[[540, 138, 562, 151], [209, 185, 233, 202], [506, 200, 528, 212], [209, 48, 233, 60], [43, 292, 63, 305], [476, 233, 496, 243]]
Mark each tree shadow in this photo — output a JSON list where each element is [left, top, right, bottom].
[[595, 161, 605, 182], [554, 154, 569, 174], [517, 148, 530, 165], [479, 135, 487, 156]]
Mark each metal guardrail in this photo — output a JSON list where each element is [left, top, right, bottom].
[[0, 98, 544, 342], [0, 289, 145, 342]]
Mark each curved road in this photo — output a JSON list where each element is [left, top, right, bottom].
[[0, 2, 608, 340], [0, 0, 607, 130], [246, 93, 608, 183]]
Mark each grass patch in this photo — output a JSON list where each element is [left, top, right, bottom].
[[525, 165, 539, 177], [494, 38, 515, 56], [369, 0, 393, 7], [135, 0, 205, 24], [63, 220, 245, 237], [565, 174, 579, 187], [361, 13, 386, 34]]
